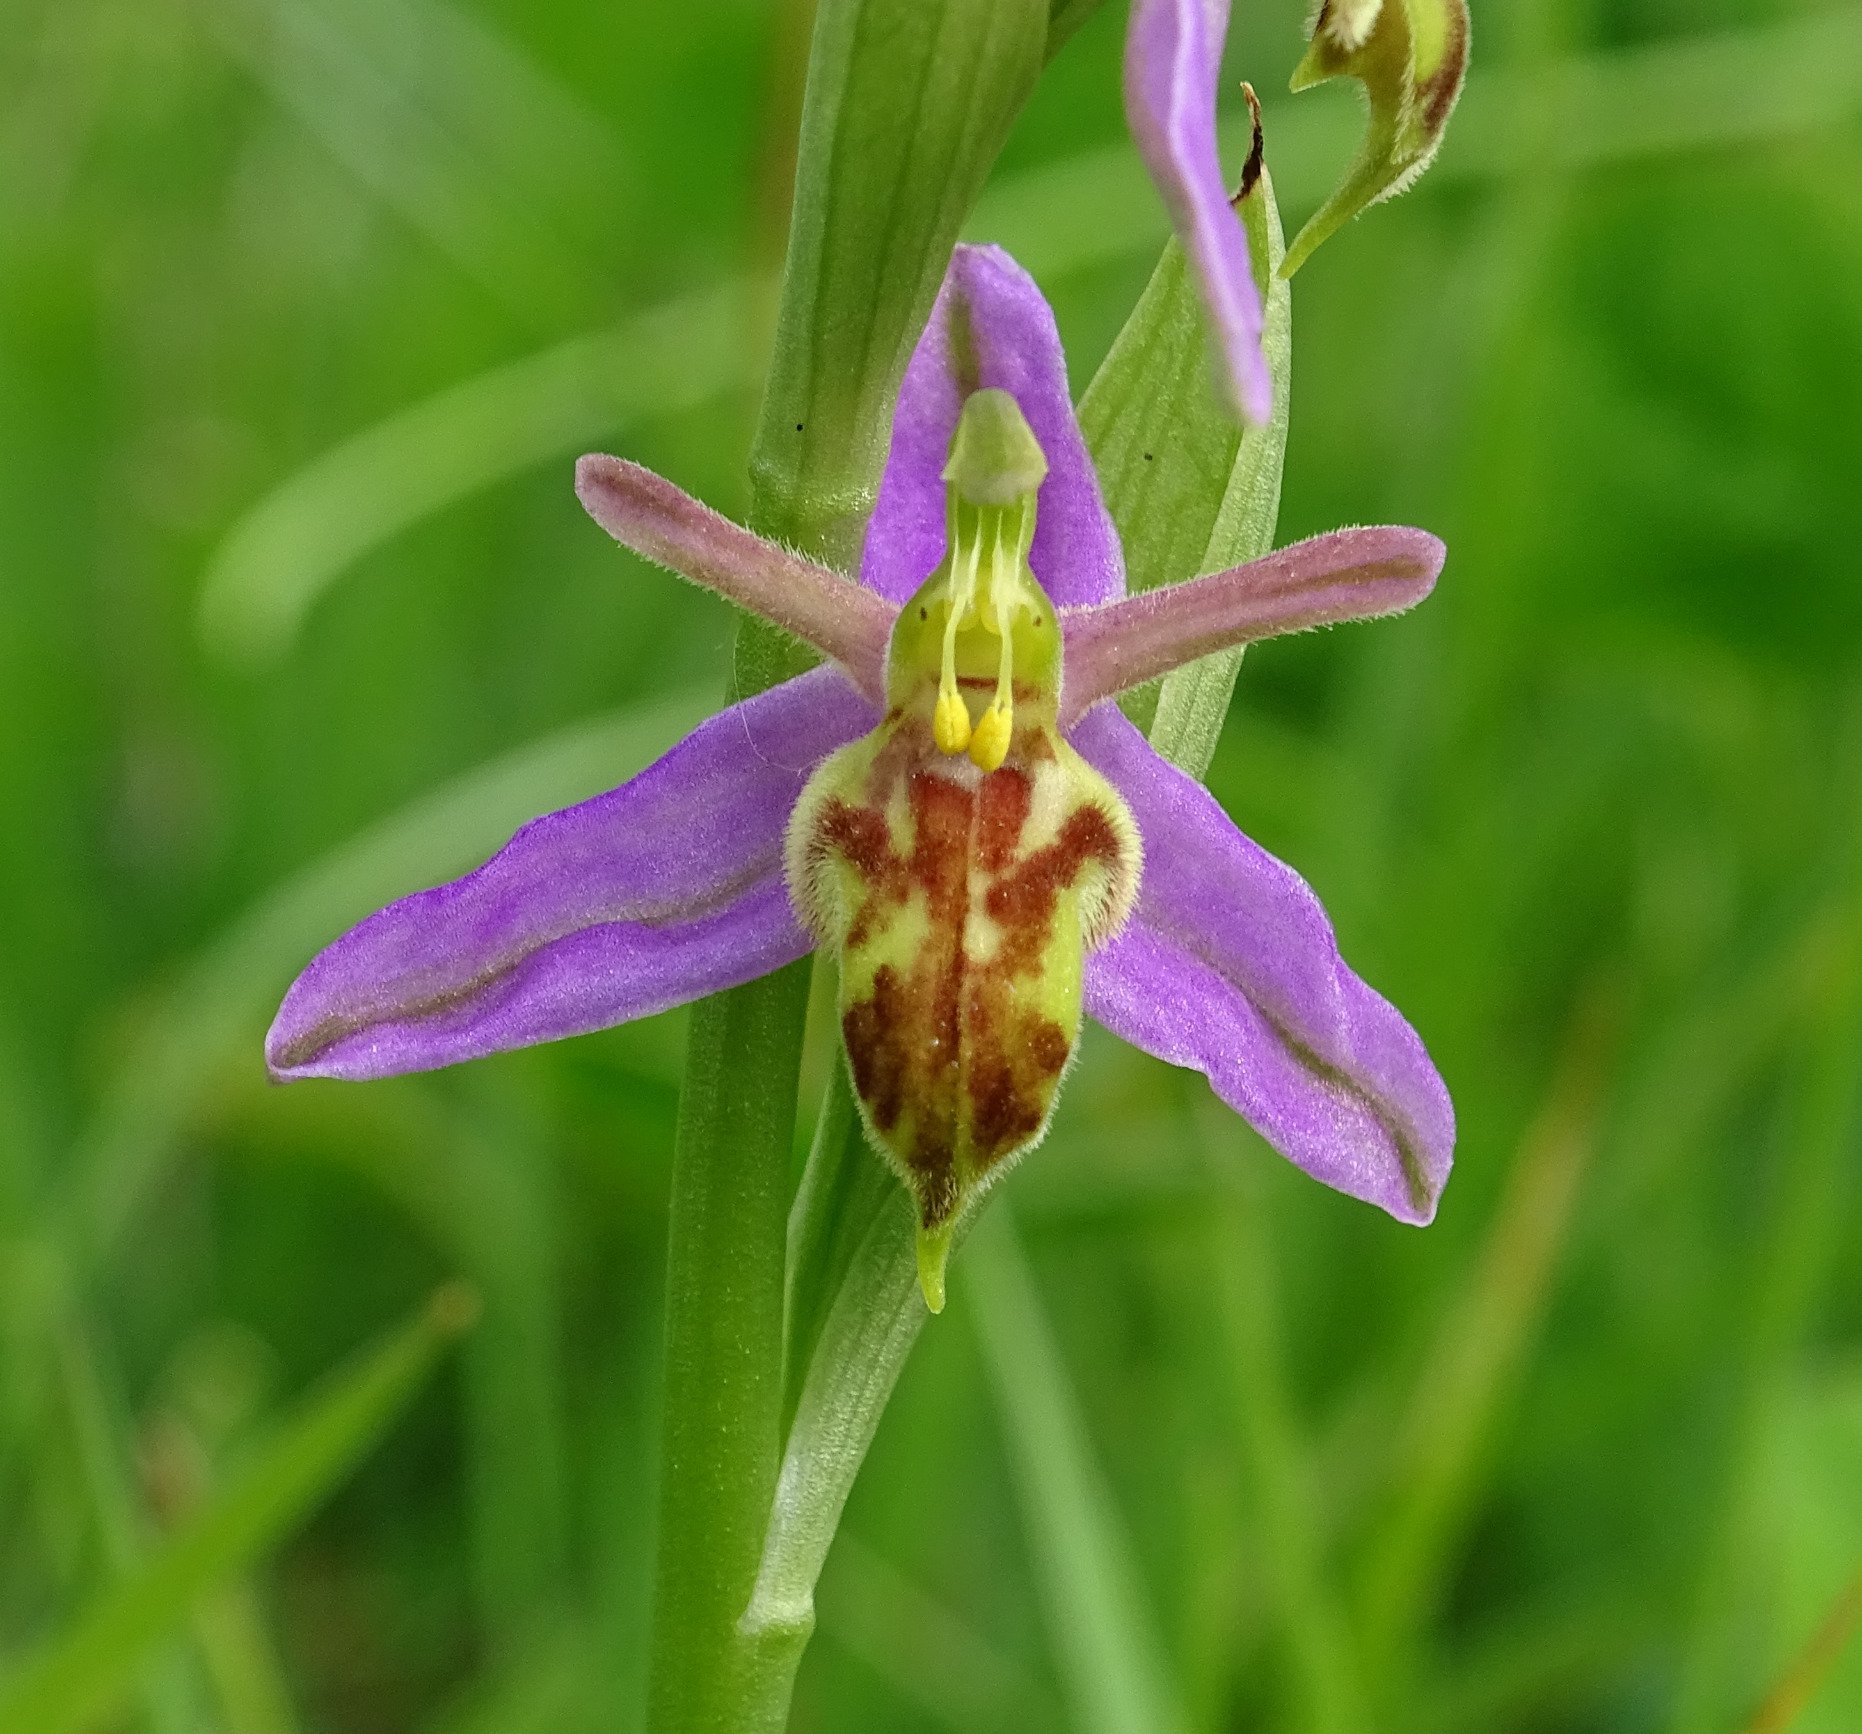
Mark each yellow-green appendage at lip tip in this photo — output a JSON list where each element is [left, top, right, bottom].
[[917, 1218, 956, 1313]]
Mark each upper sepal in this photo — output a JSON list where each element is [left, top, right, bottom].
[[1281, 0, 1470, 277], [862, 246, 1126, 610]]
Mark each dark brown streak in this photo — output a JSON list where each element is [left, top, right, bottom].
[[1146, 905, 1431, 1216], [1233, 83, 1266, 206]]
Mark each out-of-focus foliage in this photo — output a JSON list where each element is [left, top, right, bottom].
[[1, 0, 1860, 1729]]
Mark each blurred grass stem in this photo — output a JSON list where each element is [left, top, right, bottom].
[[1671, 901, 1862, 1732], [967, 1206, 1185, 1734], [1742, 1563, 1862, 1734], [1205, 1128, 1365, 1733], [1360, 994, 1612, 1699], [0, 1290, 475, 1734]]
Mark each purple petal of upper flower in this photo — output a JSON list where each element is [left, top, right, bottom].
[[861, 244, 1125, 610], [267, 666, 877, 1082], [1074, 704, 1453, 1222], [1124, 0, 1273, 425]]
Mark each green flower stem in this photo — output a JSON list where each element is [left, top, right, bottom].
[[645, 2, 1046, 1725], [645, 964, 813, 1732], [750, 0, 1046, 565], [733, 1075, 927, 1721]]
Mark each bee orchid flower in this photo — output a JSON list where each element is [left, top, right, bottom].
[[267, 246, 1454, 1309]]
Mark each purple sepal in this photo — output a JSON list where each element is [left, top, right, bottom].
[[860, 244, 1125, 610], [1124, 0, 1274, 425], [1075, 705, 1453, 1221], [267, 666, 876, 1081]]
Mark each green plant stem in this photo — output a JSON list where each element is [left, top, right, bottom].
[[645, 0, 1046, 1722], [644, 962, 812, 1732], [666, 1061, 930, 1728]]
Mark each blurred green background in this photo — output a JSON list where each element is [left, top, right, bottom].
[[3, 0, 1861, 1729]]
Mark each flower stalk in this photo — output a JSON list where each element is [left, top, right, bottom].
[[644, 0, 1047, 1723]]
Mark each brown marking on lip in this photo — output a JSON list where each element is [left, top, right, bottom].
[[814, 795, 905, 951], [961, 800, 1122, 1173], [974, 765, 1032, 875], [833, 765, 971, 1214], [956, 676, 1043, 700], [815, 727, 1129, 1229], [983, 806, 1121, 956]]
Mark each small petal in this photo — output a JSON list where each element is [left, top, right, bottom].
[[1074, 706, 1453, 1222], [1124, 0, 1274, 424], [1059, 525, 1443, 725], [268, 667, 877, 1081], [861, 245, 1125, 610], [576, 454, 893, 700]]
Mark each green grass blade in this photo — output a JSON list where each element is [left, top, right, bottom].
[[1203, 1134, 1365, 1733], [192, 1581, 304, 1734], [966, 1207, 1183, 1734], [1744, 1565, 1862, 1734], [196, 290, 745, 665], [45, 1301, 204, 1734], [1672, 945, 1862, 1733], [209, 0, 622, 320], [0, 1287, 478, 1734], [65, 692, 710, 1276], [815, 1535, 1061, 1732], [1358, 1002, 1612, 1688]]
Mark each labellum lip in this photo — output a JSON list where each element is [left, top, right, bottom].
[[788, 718, 1140, 1312], [791, 389, 1143, 1308]]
